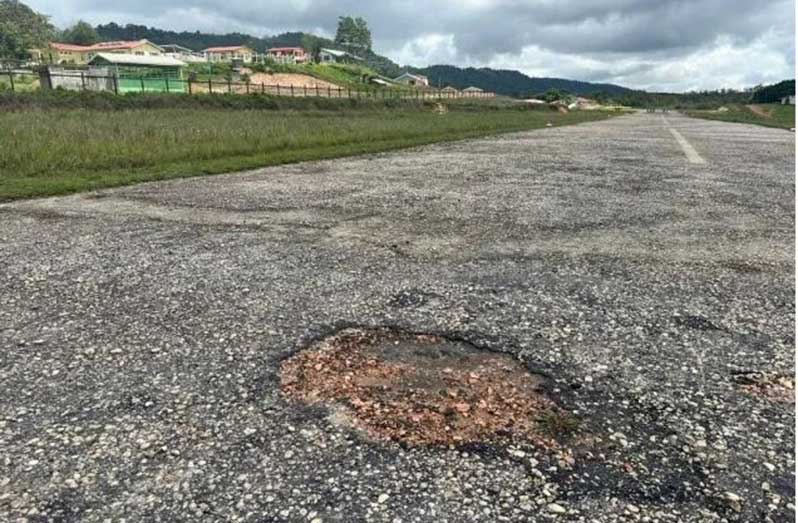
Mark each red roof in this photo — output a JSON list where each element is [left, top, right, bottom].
[[50, 40, 154, 52], [204, 46, 250, 52], [50, 42, 90, 52], [91, 40, 151, 50], [267, 47, 306, 53]]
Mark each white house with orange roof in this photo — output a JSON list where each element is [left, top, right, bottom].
[[202, 46, 255, 63], [33, 40, 163, 64], [265, 47, 309, 64]]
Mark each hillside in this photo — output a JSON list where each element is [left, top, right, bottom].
[[411, 65, 632, 97], [751, 80, 795, 104]]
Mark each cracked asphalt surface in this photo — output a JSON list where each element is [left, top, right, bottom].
[[0, 112, 794, 522]]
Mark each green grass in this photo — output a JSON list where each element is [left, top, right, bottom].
[[686, 103, 795, 129], [0, 100, 616, 201], [0, 73, 40, 93]]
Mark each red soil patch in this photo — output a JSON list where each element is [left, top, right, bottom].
[[734, 371, 794, 403], [280, 328, 570, 446]]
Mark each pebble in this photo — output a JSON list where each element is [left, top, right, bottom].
[[547, 503, 566, 514]]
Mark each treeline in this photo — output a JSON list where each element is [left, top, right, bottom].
[[592, 89, 751, 109], [751, 80, 795, 103], [411, 65, 631, 96], [592, 81, 794, 109], [95, 23, 309, 53]]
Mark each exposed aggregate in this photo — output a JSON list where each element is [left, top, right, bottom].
[[0, 113, 794, 522]]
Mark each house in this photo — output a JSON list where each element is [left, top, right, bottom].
[[441, 85, 459, 93], [463, 86, 483, 93], [393, 72, 429, 87], [265, 47, 309, 64], [88, 53, 187, 93], [36, 43, 91, 64], [318, 48, 362, 64], [780, 95, 795, 105], [34, 39, 163, 65], [90, 40, 163, 56], [160, 44, 206, 63], [203, 46, 255, 63]]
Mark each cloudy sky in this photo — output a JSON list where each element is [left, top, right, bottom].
[[29, 0, 795, 92]]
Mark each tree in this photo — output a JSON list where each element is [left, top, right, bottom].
[[334, 16, 371, 54], [301, 34, 323, 63], [62, 20, 99, 45], [0, 0, 55, 60], [542, 89, 568, 103]]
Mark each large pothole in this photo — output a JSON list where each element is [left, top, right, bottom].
[[280, 327, 575, 447]]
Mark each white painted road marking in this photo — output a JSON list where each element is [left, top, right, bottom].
[[665, 124, 707, 164]]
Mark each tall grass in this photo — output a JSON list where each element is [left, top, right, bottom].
[[0, 104, 613, 200]]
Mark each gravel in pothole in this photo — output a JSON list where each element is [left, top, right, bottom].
[[732, 371, 795, 403], [280, 327, 577, 447]]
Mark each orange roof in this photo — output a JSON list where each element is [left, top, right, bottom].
[[90, 40, 152, 50], [204, 46, 250, 52], [50, 42, 92, 51], [267, 47, 306, 53], [50, 40, 154, 52]]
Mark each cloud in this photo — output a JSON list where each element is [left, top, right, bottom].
[[26, 0, 796, 91]]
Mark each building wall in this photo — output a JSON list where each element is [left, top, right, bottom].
[[206, 48, 254, 62], [395, 75, 429, 87], [44, 67, 114, 91], [120, 42, 163, 56], [51, 49, 91, 64]]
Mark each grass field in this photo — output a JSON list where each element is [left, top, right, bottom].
[[686, 103, 795, 129], [0, 100, 615, 200]]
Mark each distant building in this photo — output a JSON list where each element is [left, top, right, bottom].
[[318, 48, 362, 64], [441, 85, 459, 93], [203, 46, 255, 63], [33, 39, 163, 65], [463, 86, 483, 93], [781, 95, 795, 105], [393, 72, 429, 87], [160, 44, 206, 63], [41, 53, 187, 93], [265, 47, 309, 64], [86, 53, 187, 93]]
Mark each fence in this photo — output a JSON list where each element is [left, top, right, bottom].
[[1, 69, 495, 100]]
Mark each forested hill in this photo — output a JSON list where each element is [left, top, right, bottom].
[[750, 79, 795, 103], [411, 65, 632, 96]]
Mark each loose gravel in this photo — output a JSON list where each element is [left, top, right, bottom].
[[0, 112, 794, 522]]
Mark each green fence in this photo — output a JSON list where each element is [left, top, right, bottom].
[[118, 77, 187, 93]]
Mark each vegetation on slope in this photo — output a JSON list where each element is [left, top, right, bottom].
[[750, 80, 795, 104], [685, 104, 795, 130]]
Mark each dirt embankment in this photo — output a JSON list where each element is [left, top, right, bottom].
[[746, 104, 772, 118], [248, 73, 340, 89]]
